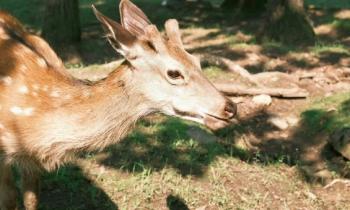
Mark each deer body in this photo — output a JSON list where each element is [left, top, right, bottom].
[[1, 61, 151, 171], [0, 14, 149, 169], [0, 1, 236, 209]]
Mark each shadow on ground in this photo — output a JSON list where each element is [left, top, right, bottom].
[[35, 97, 349, 209], [166, 194, 190, 210], [97, 97, 350, 183], [39, 165, 118, 210]]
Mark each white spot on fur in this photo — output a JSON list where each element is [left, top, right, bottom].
[[0, 123, 4, 130], [0, 27, 10, 40], [10, 106, 34, 116], [23, 107, 34, 116], [10, 107, 22, 115], [0, 33, 10, 40], [18, 85, 29, 94], [50, 90, 60, 98], [37, 57, 47, 68], [18, 64, 28, 72], [1, 76, 12, 85]]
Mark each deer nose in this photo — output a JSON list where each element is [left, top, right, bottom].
[[224, 100, 237, 119]]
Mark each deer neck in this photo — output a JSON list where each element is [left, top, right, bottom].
[[91, 62, 154, 142], [71, 61, 154, 147], [33, 61, 154, 167]]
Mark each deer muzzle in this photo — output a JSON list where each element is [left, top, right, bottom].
[[203, 99, 237, 131]]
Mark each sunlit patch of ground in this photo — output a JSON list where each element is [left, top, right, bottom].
[[335, 9, 350, 19]]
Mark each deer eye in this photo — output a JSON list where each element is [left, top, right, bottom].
[[167, 70, 184, 80]]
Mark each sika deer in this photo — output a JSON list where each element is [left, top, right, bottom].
[[0, 0, 236, 209]]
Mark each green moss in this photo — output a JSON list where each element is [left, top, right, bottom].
[[301, 92, 350, 134]]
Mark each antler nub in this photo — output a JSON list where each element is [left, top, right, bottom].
[[165, 19, 183, 49]]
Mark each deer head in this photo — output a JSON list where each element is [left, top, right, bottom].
[[92, 0, 236, 130]]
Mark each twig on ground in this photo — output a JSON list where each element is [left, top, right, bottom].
[[323, 179, 350, 189]]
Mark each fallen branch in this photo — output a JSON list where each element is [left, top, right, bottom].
[[196, 53, 261, 86], [323, 179, 350, 189], [214, 82, 309, 98], [197, 53, 310, 98]]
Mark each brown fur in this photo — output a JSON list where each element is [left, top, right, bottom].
[[0, 11, 155, 210]]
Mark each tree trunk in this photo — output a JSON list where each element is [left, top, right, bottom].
[[258, 0, 315, 45], [42, 0, 81, 47], [221, 0, 240, 10], [221, 0, 267, 14]]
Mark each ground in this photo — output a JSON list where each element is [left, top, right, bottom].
[[1, 0, 350, 209]]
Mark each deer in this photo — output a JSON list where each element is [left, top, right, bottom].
[[0, 0, 237, 209]]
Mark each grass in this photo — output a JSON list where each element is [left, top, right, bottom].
[[301, 92, 350, 134], [261, 41, 299, 54], [33, 99, 350, 209], [202, 66, 234, 80], [305, 0, 350, 9], [35, 113, 313, 209], [311, 42, 350, 55]]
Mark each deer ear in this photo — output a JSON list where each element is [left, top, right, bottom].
[[92, 5, 136, 56], [119, 0, 151, 37]]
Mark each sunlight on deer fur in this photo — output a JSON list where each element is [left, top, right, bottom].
[[36, 57, 47, 68], [49, 90, 60, 98], [0, 33, 10, 40], [0, 27, 9, 40], [18, 64, 28, 72], [1, 76, 12, 86]]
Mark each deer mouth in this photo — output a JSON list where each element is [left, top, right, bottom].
[[203, 113, 234, 131], [173, 108, 234, 131], [173, 109, 204, 122]]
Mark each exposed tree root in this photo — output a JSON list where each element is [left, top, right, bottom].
[[323, 179, 350, 189], [198, 54, 309, 98]]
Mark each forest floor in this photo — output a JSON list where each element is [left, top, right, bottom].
[[2, 0, 350, 209]]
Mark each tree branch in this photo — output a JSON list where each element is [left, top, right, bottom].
[[214, 82, 309, 98]]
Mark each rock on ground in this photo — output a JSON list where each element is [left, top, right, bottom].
[[252, 94, 272, 106]]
